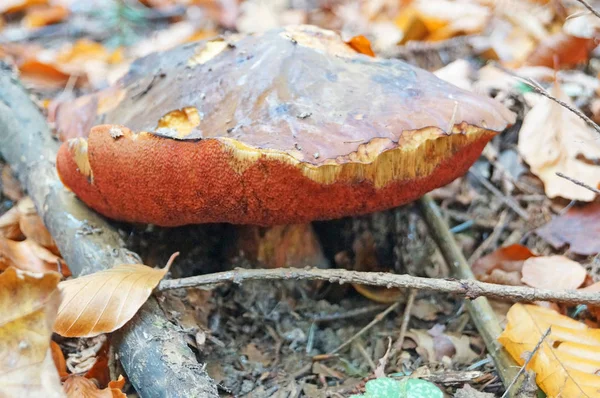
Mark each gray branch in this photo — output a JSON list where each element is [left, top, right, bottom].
[[0, 63, 217, 398]]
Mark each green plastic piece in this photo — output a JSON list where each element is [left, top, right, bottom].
[[349, 377, 443, 398]]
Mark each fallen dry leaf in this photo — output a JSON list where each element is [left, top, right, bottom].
[[518, 81, 600, 201], [1, 165, 23, 201], [63, 375, 126, 398], [50, 341, 68, 379], [23, 4, 69, 29], [54, 253, 177, 337], [0, 0, 47, 14], [521, 255, 587, 290], [524, 32, 595, 68], [404, 326, 478, 365], [84, 339, 110, 388], [17, 197, 57, 251], [346, 35, 375, 57], [0, 267, 64, 398], [536, 202, 600, 256], [0, 206, 23, 240], [499, 304, 600, 397], [472, 244, 535, 285], [0, 238, 69, 276]]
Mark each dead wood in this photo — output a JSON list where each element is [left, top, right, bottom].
[[0, 62, 218, 398]]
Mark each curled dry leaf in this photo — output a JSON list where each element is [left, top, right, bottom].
[[17, 197, 57, 251], [1, 165, 23, 201], [63, 375, 126, 398], [404, 327, 478, 365], [54, 253, 177, 337], [521, 256, 587, 290], [50, 341, 68, 379], [518, 81, 600, 201], [0, 238, 69, 276], [536, 202, 600, 256], [499, 304, 600, 397], [0, 267, 64, 398], [0, 206, 23, 240]]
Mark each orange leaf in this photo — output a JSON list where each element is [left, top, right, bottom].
[[1, 165, 23, 201], [23, 5, 69, 29], [346, 35, 375, 57], [499, 304, 600, 397], [524, 33, 595, 68], [472, 244, 535, 279], [0, 267, 64, 397], [0, 238, 69, 276], [54, 253, 178, 337], [0, 0, 47, 14], [63, 375, 126, 398], [521, 256, 587, 290], [50, 341, 68, 379], [85, 340, 110, 388]]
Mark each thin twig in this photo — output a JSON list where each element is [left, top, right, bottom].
[[469, 170, 530, 221], [158, 266, 600, 306], [468, 210, 510, 264], [556, 172, 600, 195], [574, 0, 600, 20], [494, 63, 600, 136], [393, 289, 417, 353], [500, 327, 551, 398], [327, 302, 400, 355], [418, 195, 522, 391]]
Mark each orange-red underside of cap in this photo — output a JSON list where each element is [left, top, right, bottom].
[[57, 125, 494, 227]]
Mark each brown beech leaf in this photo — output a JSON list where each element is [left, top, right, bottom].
[[54, 253, 177, 337], [1, 165, 23, 201], [518, 81, 600, 201], [472, 244, 535, 280], [0, 206, 23, 240], [536, 202, 600, 256], [521, 256, 587, 290], [0, 267, 64, 398], [524, 32, 595, 68], [0, 238, 69, 276], [50, 341, 68, 379], [17, 197, 57, 251], [63, 375, 126, 398]]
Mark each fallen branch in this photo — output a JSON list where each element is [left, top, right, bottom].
[[159, 264, 600, 305], [0, 63, 218, 398]]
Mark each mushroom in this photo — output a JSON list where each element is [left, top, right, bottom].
[[56, 25, 515, 229]]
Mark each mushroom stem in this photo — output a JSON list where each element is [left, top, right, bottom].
[[0, 64, 218, 398]]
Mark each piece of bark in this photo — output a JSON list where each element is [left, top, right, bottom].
[[0, 62, 217, 398]]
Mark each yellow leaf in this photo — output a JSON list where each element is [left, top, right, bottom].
[[54, 253, 177, 337], [518, 81, 600, 201], [0, 267, 64, 398], [499, 304, 600, 397]]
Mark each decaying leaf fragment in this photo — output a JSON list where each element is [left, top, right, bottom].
[[56, 25, 514, 227], [63, 375, 126, 398], [54, 254, 176, 337], [0, 267, 64, 398], [518, 81, 600, 201], [499, 304, 600, 397]]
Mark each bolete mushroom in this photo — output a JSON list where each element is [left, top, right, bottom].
[[56, 25, 514, 227]]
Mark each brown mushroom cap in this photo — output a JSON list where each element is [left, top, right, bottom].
[[56, 25, 515, 227]]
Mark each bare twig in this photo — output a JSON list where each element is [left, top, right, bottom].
[[327, 302, 400, 355], [393, 289, 417, 353], [574, 0, 600, 20], [556, 172, 600, 195], [418, 195, 522, 391], [468, 210, 510, 264], [158, 266, 600, 306], [500, 327, 551, 398], [469, 170, 530, 221], [495, 63, 600, 136]]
